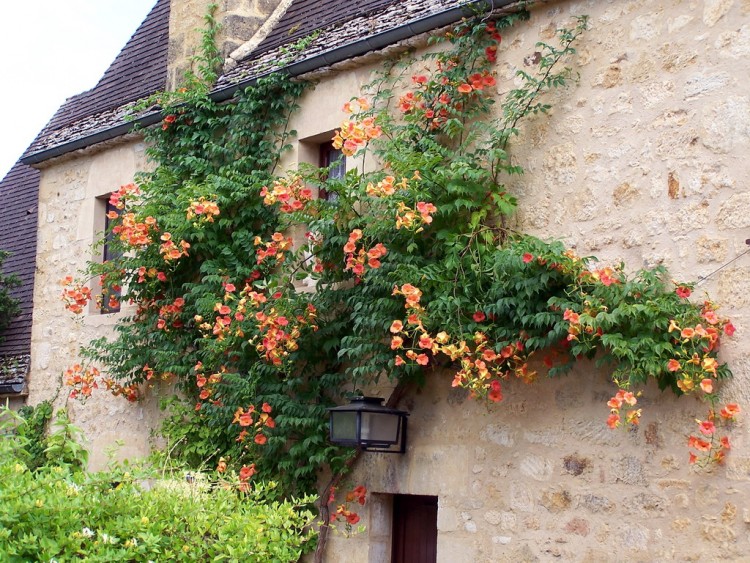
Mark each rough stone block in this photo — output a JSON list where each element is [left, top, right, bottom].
[[510, 483, 535, 512], [540, 488, 572, 512], [480, 424, 515, 447], [630, 13, 663, 41], [565, 517, 590, 536], [704, 0, 735, 27], [563, 453, 591, 476], [578, 493, 615, 513], [520, 455, 553, 481], [622, 492, 669, 514], [701, 96, 750, 154]]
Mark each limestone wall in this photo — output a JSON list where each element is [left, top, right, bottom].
[[167, 0, 285, 90], [24, 0, 750, 556], [315, 0, 750, 560], [29, 140, 164, 470]]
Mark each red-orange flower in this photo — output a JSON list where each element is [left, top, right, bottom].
[[488, 380, 503, 402], [239, 464, 256, 481], [698, 420, 716, 436], [720, 403, 740, 420], [675, 286, 691, 298]]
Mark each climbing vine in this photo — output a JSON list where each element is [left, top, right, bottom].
[[59, 5, 738, 525], [0, 249, 20, 339]]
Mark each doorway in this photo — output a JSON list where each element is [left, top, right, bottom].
[[391, 494, 438, 563]]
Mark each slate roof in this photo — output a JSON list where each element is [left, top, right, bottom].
[[0, 161, 40, 361], [218, 0, 468, 88], [22, 0, 170, 162], [23, 0, 511, 164], [0, 354, 30, 396]]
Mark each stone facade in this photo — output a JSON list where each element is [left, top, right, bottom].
[[24, 0, 750, 559], [310, 1, 750, 560], [29, 140, 165, 469]]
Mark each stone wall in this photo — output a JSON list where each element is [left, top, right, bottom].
[[24, 0, 750, 557], [167, 0, 285, 90], [29, 140, 165, 470], [315, 0, 750, 560]]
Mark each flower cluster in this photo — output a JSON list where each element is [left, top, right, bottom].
[[484, 20, 503, 62], [111, 213, 158, 248], [60, 276, 92, 314], [186, 196, 220, 223], [193, 362, 224, 402], [456, 71, 497, 94], [156, 297, 186, 331], [666, 300, 735, 394], [159, 233, 190, 262], [343, 229, 387, 276], [587, 266, 620, 286], [64, 364, 100, 401], [162, 114, 177, 130], [237, 463, 257, 492], [102, 378, 140, 402], [395, 201, 437, 232], [254, 232, 293, 265], [329, 485, 367, 530], [390, 284, 532, 402], [394, 19, 501, 131], [233, 402, 275, 445], [260, 175, 313, 213], [253, 304, 317, 365], [108, 183, 140, 210], [365, 175, 409, 197], [97, 274, 122, 311], [688, 404, 740, 465], [605, 389, 641, 429], [135, 266, 167, 284], [332, 97, 382, 156], [65, 363, 140, 403]]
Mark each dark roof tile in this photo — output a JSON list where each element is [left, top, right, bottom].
[[218, 0, 463, 87], [0, 161, 40, 358], [0, 354, 30, 395]]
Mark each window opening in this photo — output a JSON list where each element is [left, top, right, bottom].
[[319, 141, 345, 202], [100, 200, 122, 313]]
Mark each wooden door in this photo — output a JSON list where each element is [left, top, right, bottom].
[[391, 495, 438, 563]]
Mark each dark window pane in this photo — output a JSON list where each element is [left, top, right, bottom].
[[101, 200, 122, 314]]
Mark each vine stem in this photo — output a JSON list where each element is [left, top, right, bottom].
[[313, 380, 410, 563]]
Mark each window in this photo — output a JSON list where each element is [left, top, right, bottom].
[[318, 140, 346, 202], [391, 495, 438, 563], [99, 198, 122, 314]]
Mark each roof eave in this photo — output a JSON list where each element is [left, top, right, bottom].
[[21, 0, 515, 166]]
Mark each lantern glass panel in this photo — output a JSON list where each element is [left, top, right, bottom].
[[361, 411, 400, 445], [330, 411, 357, 442]]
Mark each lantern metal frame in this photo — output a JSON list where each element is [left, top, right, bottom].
[[328, 396, 409, 453]]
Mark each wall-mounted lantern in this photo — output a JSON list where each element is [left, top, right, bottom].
[[328, 396, 409, 453]]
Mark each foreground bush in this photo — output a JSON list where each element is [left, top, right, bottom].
[[0, 407, 316, 562]]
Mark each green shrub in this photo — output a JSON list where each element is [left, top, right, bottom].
[[0, 406, 316, 562]]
